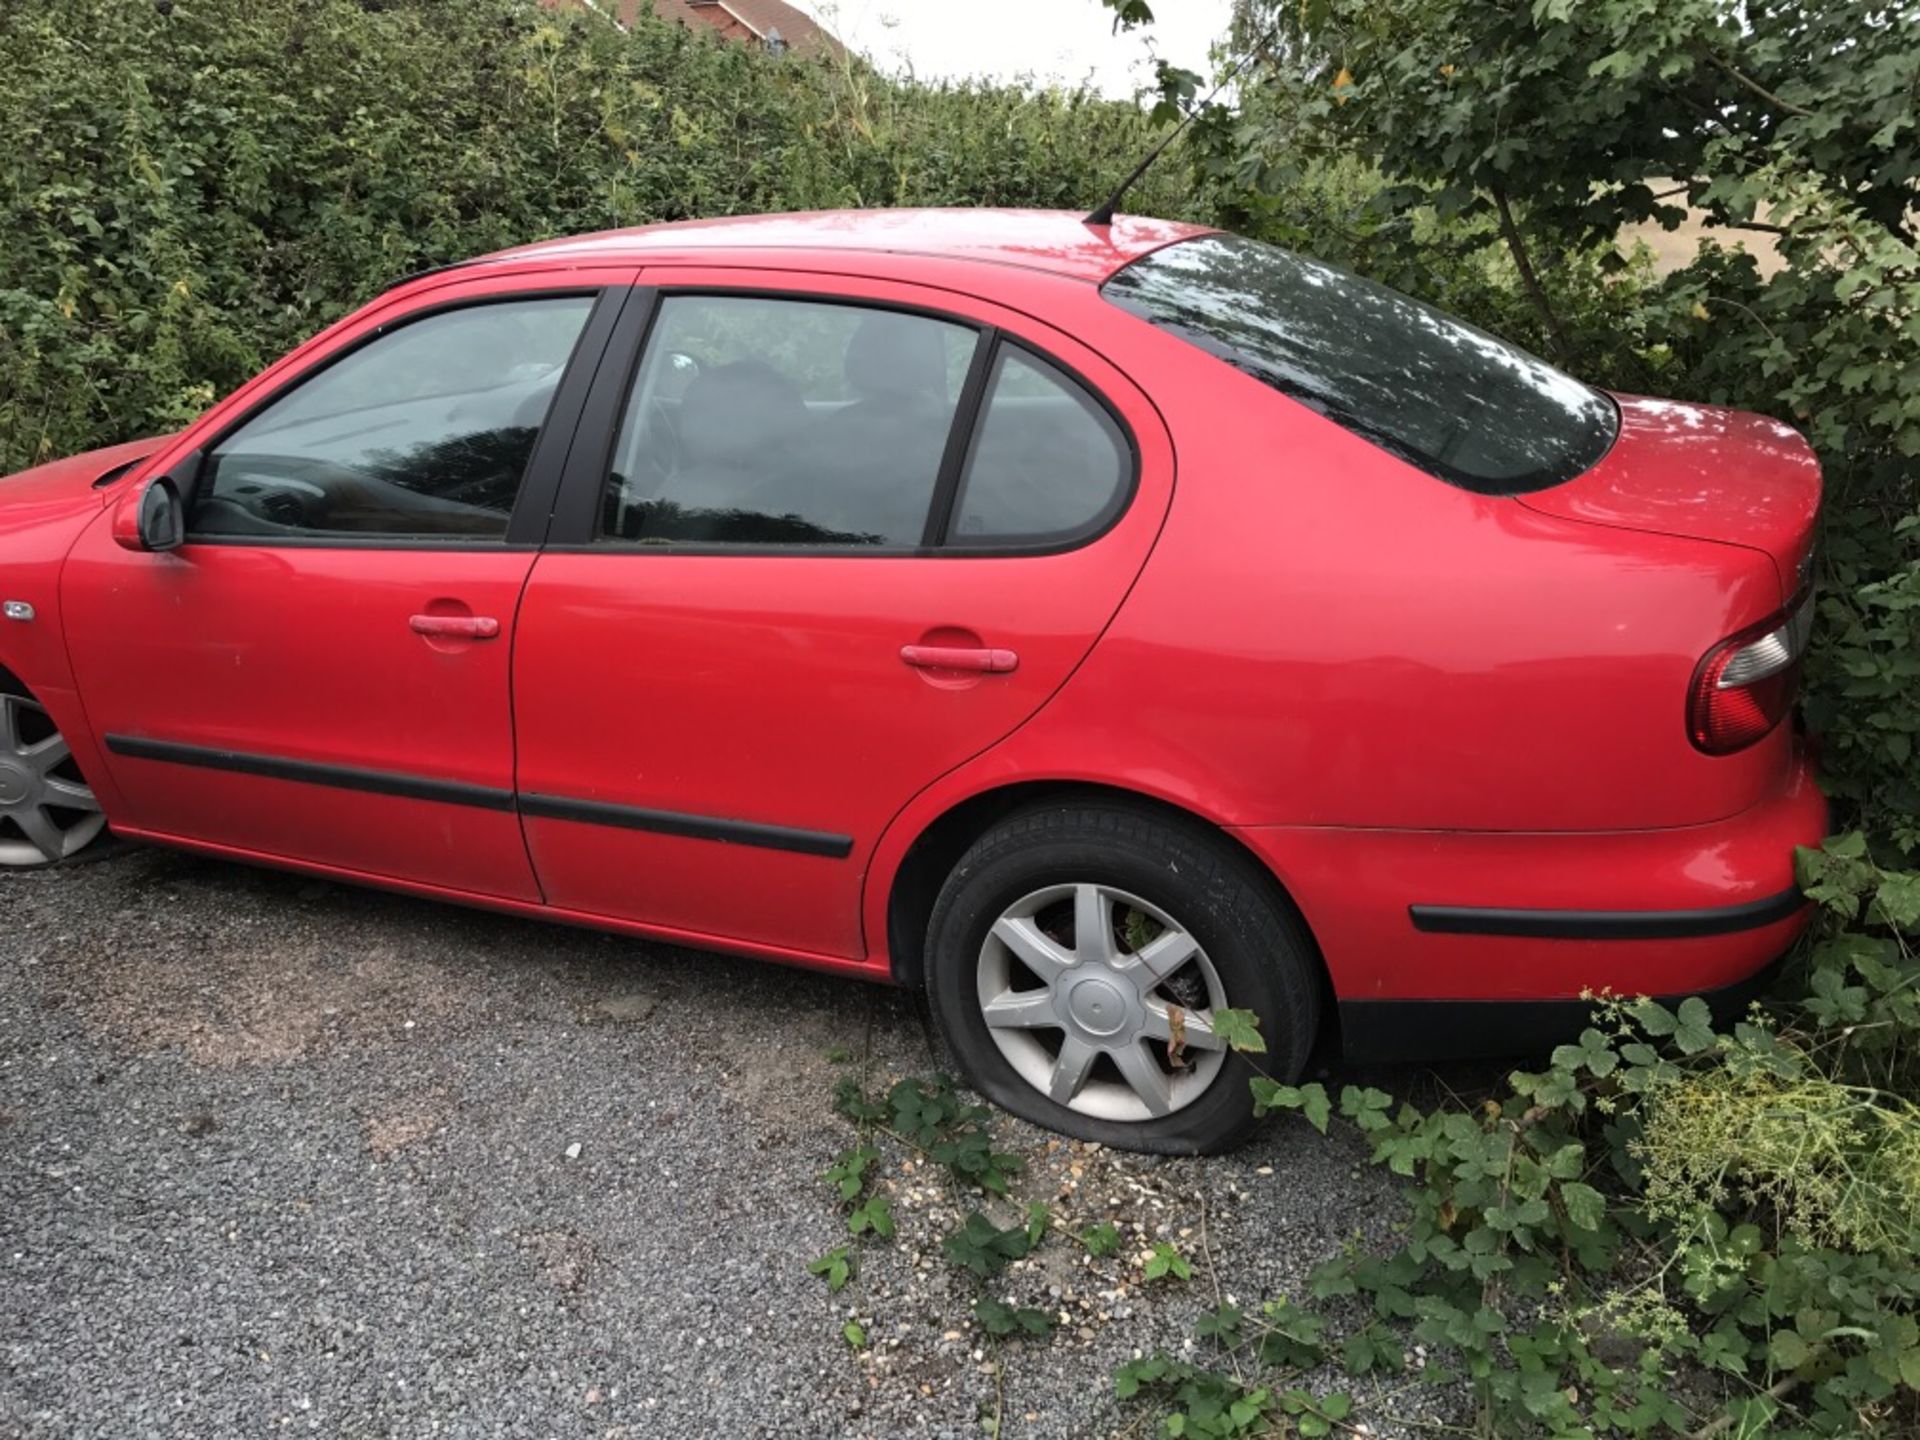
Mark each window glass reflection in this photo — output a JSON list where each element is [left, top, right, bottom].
[[1103, 235, 1616, 494], [196, 297, 593, 539], [601, 296, 976, 547], [951, 347, 1129, 544]]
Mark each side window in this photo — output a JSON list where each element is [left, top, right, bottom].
[[192, 296, 595, 541], [950, 347, 1131, 546], [602, 295, 977, 547]]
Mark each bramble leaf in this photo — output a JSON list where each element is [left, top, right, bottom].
[[1143, 1241, 1192, 1282], [1211, 1008, 1267, 1054], [807, 1246, 853, 1292], [1081, 1221, 1122, 1257]]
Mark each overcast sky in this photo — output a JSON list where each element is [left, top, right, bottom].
[[801, 0, 1234, 98]]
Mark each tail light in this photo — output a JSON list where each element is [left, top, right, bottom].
[[1688, 594, 1814, 754]]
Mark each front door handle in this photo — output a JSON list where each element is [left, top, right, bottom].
[[900, 644, 1018, 674], [410, 614, 500, 640]]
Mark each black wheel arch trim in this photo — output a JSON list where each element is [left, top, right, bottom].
[[102, 734, 851, 858], [1408, 886, 1806, 940]]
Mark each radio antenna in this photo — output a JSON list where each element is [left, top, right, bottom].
[[1083, 24, 1282, 228]]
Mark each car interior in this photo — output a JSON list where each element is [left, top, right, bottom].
[[603, 308, 1127, 548], [177, 293, 1128, 550]]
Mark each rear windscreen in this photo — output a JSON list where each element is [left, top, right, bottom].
[[1101, 234, 1617, 495]]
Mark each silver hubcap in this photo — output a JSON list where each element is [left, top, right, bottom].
[[976, 883, 1230, 1123], [0, 693, 104, 866]]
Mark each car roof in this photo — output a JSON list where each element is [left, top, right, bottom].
[[483, 208, 1214, 284]]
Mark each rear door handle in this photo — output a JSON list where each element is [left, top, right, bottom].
[[410, 614, 500, 640], [900, 644, 1018, 674]]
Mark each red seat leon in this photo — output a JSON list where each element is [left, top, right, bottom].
[[0, 210, 1824, 1151]]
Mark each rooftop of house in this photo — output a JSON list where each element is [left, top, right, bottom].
[[607, 0, 840, 55], [490, 208, 1213, 284]]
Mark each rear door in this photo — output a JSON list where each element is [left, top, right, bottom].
[[62, 270, 635, 897], [511, 269, 1173, 959]]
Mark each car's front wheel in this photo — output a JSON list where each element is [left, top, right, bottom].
[[925, 803, 1320, 1154], [0, 679, 107, 866]]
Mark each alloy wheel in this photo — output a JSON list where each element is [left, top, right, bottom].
[[975, 882, 1230, 1123], [0, 692, 106, 866]]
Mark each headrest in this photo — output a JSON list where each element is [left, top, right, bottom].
[[677, 360, 808, 464], [843, 312, 947, 402]]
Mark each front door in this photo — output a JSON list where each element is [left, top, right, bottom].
[[512, 271, 1173, 959], [62, 275, 631, 898]]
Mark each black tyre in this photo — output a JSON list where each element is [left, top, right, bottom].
[[925, 802, 1320, 1154]]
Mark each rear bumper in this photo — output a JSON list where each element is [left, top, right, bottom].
[[1232, 747, 1826, 1063], [1336, 949, 1789, 1065]]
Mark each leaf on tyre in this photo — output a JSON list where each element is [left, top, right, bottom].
[[1166, 1004, 1189, 1069], [1211, 1007, 1266, 1054]]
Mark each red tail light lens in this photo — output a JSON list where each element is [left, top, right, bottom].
[[1688, 595, 1814, 754]]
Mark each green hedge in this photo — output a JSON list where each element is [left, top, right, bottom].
[[0, 0, 1196, 473]]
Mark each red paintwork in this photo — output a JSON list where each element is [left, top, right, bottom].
[[61, 539, 545, 898], [513, 268, 1174, 957], [0, 434, 171, 822], [1, 210, 1829, 1033], [1234, 752, 1825, 1001], [1521, 395, 1822, 594], [61, 266, 633, 901], [496, 208, 1213, 283]]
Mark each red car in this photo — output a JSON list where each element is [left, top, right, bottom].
[[0, 210, 1823, 1151]]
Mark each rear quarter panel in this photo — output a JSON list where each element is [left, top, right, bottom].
[[863, 281, 1793, 961], [953, 290, 1788, 834], [863, 286, 1801, 985]]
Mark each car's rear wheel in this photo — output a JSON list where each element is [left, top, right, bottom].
[[0, 679, 107, 866], [925, 803, 1319, 1154]]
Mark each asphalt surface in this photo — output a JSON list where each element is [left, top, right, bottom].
[[1, 842, 1426, 1439]]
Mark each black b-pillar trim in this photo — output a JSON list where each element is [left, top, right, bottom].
[[507, 284, 640, 548], [922, 327, 999, 548], [542, 286, 662, 546]]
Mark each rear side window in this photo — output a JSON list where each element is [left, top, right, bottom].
[[950, 347, 1130, 545], [1102, 234, 1616, 494], [602, 295, 977, 546], [194, 296, 593, 541]]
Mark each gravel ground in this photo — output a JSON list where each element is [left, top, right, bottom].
[[0, 842, 1433, 1439]]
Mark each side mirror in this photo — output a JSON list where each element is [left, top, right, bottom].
[[112, 451, 200, 553], [139, 478, 186, 551]]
